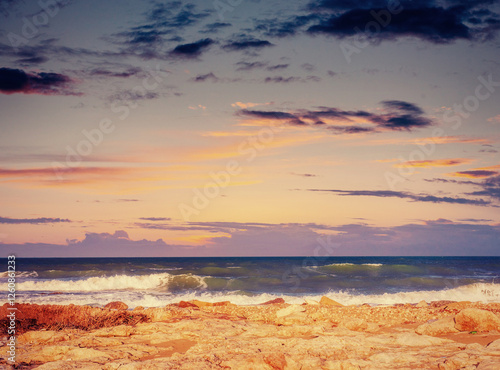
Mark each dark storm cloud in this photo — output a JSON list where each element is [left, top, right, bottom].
[[222, 39, 273, 51], [170, 38, 214, 58], [0, 67, 79, 95], [305, 189, 492, 206], [238, 100, 432, 132], [0, 217, 71, 224], [255, 0, 500, 43]]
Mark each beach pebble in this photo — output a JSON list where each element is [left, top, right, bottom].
[[455, 308, 500, 332]]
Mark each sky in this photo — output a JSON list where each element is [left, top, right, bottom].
[[0, 0, 499, 257]]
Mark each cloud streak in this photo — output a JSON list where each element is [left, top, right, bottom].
[[305, 189, 492, 206], [0, 217, 71, 224], [238, 100, 433, 133]]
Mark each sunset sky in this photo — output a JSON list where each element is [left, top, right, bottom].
[[1, 0, 499, 257]]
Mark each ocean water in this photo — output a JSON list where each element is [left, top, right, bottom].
[[2, 257, 500, 308]]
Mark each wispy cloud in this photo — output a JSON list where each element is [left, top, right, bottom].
[[304, 188, 492, 206], [395, 158, 472, 168], [238, 100, 434, 133], [0, 217, 71, 224]]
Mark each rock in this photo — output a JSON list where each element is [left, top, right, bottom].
[[430, 300, 455, 308], [18, 330, 59, 344], [395, 333, 451, 347], [133, 306, 144, 311], [477, 360, 500, 370], [454, 308, 500, 332], [263, 353, 287, 369], [35, 360, 103, 370], [190, 300, 213, 308], [320, 296, 343, 306], [486, 338, 500, 350], [65, 348, 111, 361], [213, 301, 235, 306], [276, 304, 305, 318], [260, 298, 285, 305], [104, 301, 128, 310], [178, 301, 198, 308], [93, 325, 132, 337], [416, 300, 428, 307], [340, 318, 368, 331], [416, 316, 459, 336], [304, 298, 320, 305]]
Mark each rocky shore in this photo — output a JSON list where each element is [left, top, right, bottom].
[[2, 299, 500, 369]]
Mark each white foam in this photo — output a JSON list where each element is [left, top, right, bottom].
[[0, 270, 38, 278], [12, 282, 500, 309], [11, 273, 207, 292]]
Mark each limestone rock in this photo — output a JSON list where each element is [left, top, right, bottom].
[[416, 300, 428, 307], [65, 348, 111, 361], [486, 338, 500, 350], [455, 308, 500, 332], [320, 296, 343, 306], [93, 325, 132, 337], [340, 318, 367, 331], [276, 304, 305, 318], [261, 298, 285, 305], [416, 316, 459, 336], [104, 301, 128, 310], [304, 298, 320, 305]]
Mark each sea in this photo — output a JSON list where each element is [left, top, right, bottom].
[[3, 257, 500, 308]]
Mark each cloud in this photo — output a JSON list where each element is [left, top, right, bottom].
[[467, 174, 500, 201], [3, 220, 500, 257], [264, 75, 321, 83], [108, 2, 211, 56], [267, 63, 290, 71], [0, 67, 79, 96], [238, 100, 433, 133], [253, 1, 500, 44], [450, 170, 498, 178], [305, 189, 492, 206], [88, 67, 142, 78], [191, 72, 220, 82], [222, 38, 273, 51], [200, 22, 232, 33], [139, 217, 172, 221], [231, 101, 272, 109], [395, 158, 472, 168], [487, 114, 500, 123], [0, 217, 71, 224], [170, 38, 214, 58], [305, 1, 500, 43], [290, 172, 317, 177], [235, 61, 269, 71]]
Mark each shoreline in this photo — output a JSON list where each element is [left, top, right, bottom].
[[2, 299, 500, 369]]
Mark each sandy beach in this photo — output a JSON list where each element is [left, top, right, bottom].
[[2, 299, 500, 369]]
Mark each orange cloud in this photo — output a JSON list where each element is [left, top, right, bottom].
[[487, 114, 500, 124], [366, 136, 491, 147], [395, 158, 472, 168], [231, 102, 272, 109], [447, 164, 500, 178]]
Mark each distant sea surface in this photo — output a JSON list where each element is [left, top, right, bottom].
[[3, 257, 500, 307]]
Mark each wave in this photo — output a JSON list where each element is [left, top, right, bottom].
[[11, 282, 500, 309], [13, 273, 207, 292], [0, 270, 38, 278]]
